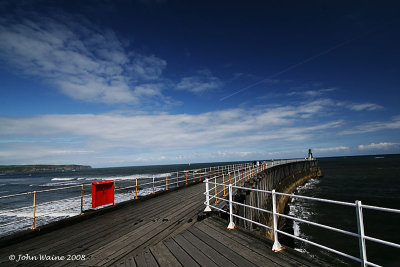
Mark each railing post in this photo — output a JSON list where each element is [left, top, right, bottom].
[[272, 189, 282, 251], [227, 184, 235, 229], [215, 176, 218, 204], [136, 178, 138, 198], [152, 175, 155, 194], [176, 172, 179, 188], [222, 174, 226, 197], [356, 200, 367, 267], [186, 172, 188, 185], [32, 191, 36, 230], [80, 185, 84, 215], [204, 179, 211, 212]]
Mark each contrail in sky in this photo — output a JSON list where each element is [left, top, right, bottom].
[[220, 34, 367, 101]]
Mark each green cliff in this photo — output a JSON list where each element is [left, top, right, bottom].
[[0, 164, 92, 173]]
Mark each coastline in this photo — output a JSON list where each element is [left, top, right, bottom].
[[0, 165, 92, 174]]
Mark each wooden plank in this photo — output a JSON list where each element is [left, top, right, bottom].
[[173, 233, 219, 267], [149, 242, 182, 267], [134, 253, 146, 267], [195, 221, 281, 266], [134, 250, 158, 267], [143, 250, 158, 267], [112, 256, 137, 267], [188, 227, 256, 267], [163, 238, 200, 267], [206, 218, 319, 267], [203, 218, 304, 266], [89, 200, 202, 266], [119, 200, 204, 260], [181, 230, 237, 267], [114, 259, 128, 267]]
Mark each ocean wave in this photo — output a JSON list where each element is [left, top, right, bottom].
[[81, 172, 174, 181], [39, 181, 80, 187], [51, 177, 76, 181], [288, 178, 321, 260]]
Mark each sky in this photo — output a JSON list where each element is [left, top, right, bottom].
[[0, 0, 400, 167]]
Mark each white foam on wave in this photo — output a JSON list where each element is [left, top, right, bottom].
[[51, 177, 76, 181], [287, 178, 320, 256], [79, 172, 174, 182], [39, 181, 80, 187]]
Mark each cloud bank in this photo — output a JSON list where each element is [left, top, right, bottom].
[[0, 100, 344, 165], [358, 142, 400, 151], [0, 13, 167, 104], [177, 69, 222, 94]]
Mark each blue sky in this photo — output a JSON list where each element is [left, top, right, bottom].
[[0, 1, 399, 167]]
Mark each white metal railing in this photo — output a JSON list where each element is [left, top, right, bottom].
[[0, 161, 259, 236], [203, 161, 400, 267]]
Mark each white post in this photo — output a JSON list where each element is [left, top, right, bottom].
[[272, 189, 282, 251], [227, 184, 235, 229], [204, 179, 212, 212], [356, 200, 367, 267]]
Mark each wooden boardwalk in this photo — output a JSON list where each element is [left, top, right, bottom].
[[0, 180, 323, 266], [115, 217, 323, 267]]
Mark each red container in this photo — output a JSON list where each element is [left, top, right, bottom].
[[92, 180, 115, 208]]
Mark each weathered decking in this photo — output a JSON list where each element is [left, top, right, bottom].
[[115, 217, 324, 267], [0, 180, 323, 266]]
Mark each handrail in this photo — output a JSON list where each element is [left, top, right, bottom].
[[203, 160, 400, 267], [0, 161, 260, 235]]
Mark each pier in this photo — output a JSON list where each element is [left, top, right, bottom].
[[1, 160, 399, 266]]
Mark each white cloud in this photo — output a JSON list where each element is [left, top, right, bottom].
[[288, 88, 336, 98], [345, 103, 383, 111], [288, 88, 382, 113], [0, 102, 344, 165], [0, 14, 167, 104], [358, 142, 400, 150], [341, 116, 400, 135], [177, 69, 222, 93], [314, 146, 349, 152]]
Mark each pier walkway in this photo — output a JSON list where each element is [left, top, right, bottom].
[[0, 177, 319, 266]]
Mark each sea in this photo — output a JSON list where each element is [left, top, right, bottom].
[[288, 154, 400, 266], [1, 155, 399, 266]]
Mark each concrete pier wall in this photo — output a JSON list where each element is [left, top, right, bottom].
[[233, 160, 322, 240]]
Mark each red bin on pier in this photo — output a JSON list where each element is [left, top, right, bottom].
[[92, 180, 115, 208]]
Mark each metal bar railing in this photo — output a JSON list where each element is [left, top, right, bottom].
[[203, 160, 399, 267], [1, 161, 257, 235]]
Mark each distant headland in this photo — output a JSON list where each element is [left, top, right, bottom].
[[0, 164, 92, 174]]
